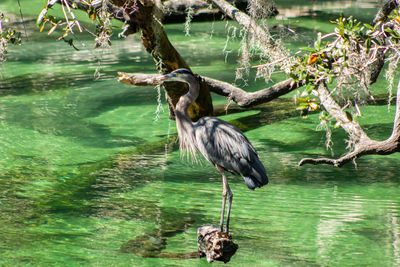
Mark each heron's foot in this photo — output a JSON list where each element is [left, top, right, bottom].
[[218, 224, 230, 234]]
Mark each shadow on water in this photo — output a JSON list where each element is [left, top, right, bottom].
[[14, 92, 388, 200], [2, 108, 146, 149], [213, 95, 296, 121], [0, 86, 159, 149], [118, 211, 199, 259]]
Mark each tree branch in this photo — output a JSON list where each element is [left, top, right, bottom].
[[299, 138, 400, 167], [367, 0, 399, 84], [317, 83, 370, 144], [298, 0, 400, 167], [118, 72, 161, 86], [109, 0, 214, 120], [372, 0, 399, 25], [389, 77, 400, 141], [118, 72, 302, 108], [55, 0, 214, 120], [208, 0, 289, 68], [299, 80, 400, 167], [203, 76, 301, 107]]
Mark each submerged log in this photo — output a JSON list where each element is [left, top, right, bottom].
[[197, 225, 238, 263]]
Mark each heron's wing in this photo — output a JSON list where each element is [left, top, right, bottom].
[[194, 117, 264, 178]]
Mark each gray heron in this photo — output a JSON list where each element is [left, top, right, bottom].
[[158, 68, 268, 233]]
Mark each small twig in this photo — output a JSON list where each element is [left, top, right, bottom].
[[62, 0, 82, 32], [321, 32, 338, 40], [60, 0, 72, 34]]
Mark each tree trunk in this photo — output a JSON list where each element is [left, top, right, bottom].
[[109, 0, 213, 120]]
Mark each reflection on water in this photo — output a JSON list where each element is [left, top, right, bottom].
[[275, 0, 380, 19], [1, 0, 400, 266]]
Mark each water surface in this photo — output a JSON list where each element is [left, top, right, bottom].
[[1, 1, 399, 266]]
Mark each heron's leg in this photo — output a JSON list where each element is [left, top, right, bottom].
[[216, 165, 227, 232], [225, 181, 233, 233]]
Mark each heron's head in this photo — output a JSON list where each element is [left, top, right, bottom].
[[160, 69, 195, 84]]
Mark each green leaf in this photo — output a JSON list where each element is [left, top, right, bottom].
[[290, 73, 299, 81], [314, 33, 322, 50], [296, 106, 307, 111], [305, 84, 315, 93], [37, 8, 47, 26], [296, 97, 309, 103], [300, 47, 316, 52], [371, 38, 381, 45], [345, 111, 353, 121], [39, 21, 46, 32], [365, 38, 371, 51], [47, 0, 58, 7], [364, 23, 373, 29], [46, 15, 58, 23], [385, 28, 395, 35], [48, 24, 57, 35]]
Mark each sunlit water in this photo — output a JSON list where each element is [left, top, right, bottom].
[[1, 1, 400, 266]]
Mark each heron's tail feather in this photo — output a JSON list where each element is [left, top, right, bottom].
[[242, 159, 268, 190]]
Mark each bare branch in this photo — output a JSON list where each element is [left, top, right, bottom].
[[118, 72, 161, 86], [299, 154, 356, 167], [203, 76, 301, 107], [299, 79, 400, 167], [317, 83, 370, 144], [118, 71, 302, 108], [299, 137, 400, 167]]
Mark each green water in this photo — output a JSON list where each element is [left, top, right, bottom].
[[1, 1, 400, 266]]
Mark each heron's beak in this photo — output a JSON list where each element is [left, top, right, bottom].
[[151, 73, 177, 84], [160, 73, 175, 81]]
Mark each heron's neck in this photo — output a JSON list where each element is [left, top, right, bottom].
[[175, 79, 200, 116], [174, 78, 200, 158]]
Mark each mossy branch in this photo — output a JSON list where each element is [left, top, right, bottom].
[[299, 78, 400, 167], [118, 71, 303, 108]]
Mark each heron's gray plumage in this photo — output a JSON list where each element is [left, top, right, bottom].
[[160, 68, 268, 233], [194, 117, 268, 190]]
